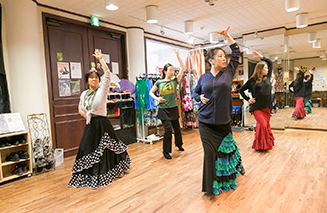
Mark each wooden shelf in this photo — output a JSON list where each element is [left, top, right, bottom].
[[2, 158, 30, 167], [0, 143, 28, 150], [2, 171, 32, 182], [0, 131, 33, 183], [0, 131, 29, 138]]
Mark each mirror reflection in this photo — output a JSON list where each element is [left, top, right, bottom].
[[242, 30, 327, 130]]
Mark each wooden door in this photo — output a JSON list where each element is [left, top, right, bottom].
[[88, 28, 127, 79], [43, 15, 127, 157], [45, 19, 89, 157]]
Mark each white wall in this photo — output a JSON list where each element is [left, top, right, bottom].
[[146, 39, 188, 74], [2, 0, 50, 129]]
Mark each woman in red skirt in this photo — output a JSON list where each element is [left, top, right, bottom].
[[289, 67, 306, 120], [240, 51, 275, 151]]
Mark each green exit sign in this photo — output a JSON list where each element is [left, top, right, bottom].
[[91, 16, 99, 26]]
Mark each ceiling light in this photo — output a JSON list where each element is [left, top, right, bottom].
[[209, 32, 218, 44], [313, 38, 321, 48], [188, 37, 194, 44], [296, 13, 308, 28], [105, 0, 118, 11], [184, 20, 193, 35], [284, 44, 288, 53], [308, 32, 317, 43], [319, 50, 325, 58], [322, 57, 326, 60], [254, 32, 258, 38], [275, 56, 279, 61], [146, 5, 158, 23], [277, 59, 282, 64], [285, 0, 300, 12]]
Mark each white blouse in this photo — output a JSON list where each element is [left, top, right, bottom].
[[79, 70, 111, 124]]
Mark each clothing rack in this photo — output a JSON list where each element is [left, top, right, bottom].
[[135, 74, 163, 144], [138, 73, 162, 79]]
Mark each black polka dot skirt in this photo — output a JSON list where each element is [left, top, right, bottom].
[[68, 116, 131, 189]]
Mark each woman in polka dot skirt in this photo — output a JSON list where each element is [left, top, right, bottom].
[[68, 49, 131, 189]]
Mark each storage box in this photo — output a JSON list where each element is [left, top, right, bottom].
[[54, 148, 64, 167], [312, 103, 319, 107]]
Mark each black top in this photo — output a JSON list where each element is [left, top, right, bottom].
[[289, 70, 305, 98], [304, 73, 314, 96], [193, 43, 241, 125], [239, 57, 273, 112]]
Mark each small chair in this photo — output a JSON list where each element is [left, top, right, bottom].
[[311, 92, 321, 107]]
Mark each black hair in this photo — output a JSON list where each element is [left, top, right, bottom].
[[204, 47, 226, 68], [304, 74, 311, 81], [85, 70, 101, 84], [162, 63, 173, 79], [294, 72, 302, 86]]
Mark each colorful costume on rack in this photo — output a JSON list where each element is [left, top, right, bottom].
[[193, 43, 244, 196], [240, 57, 275, 151], [68, 70, 131, 189]]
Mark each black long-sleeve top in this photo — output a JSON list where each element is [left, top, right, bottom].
[[289, 70, 305, 98], [304, 73, 314, 96], [193, 43, 241, 125], [239, 57, 273, 112]]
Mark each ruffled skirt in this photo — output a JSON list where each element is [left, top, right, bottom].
[[292, 97, 306, 119], [304, 99, 312, 114], [199, 122, 244, 196], [252, 108, 275, 150], [68, 116, 131, 189]]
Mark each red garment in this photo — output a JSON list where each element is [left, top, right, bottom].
[[292, 97, 306, 119], [252, 108, 275, 150]]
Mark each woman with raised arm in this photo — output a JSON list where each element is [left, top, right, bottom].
[[68, 49, 131, 189], [239, 51, 275, 151], [193, 27, 245, 196], [304, 70, 314, 114], [149, 49, 185, 160], [289, 67, 306, 119]]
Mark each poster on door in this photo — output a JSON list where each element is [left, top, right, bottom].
[[59, 79, 71, 97], [70, 80, 80, 96], [70, 62, 82, 79], [57, 62, 70, 79]]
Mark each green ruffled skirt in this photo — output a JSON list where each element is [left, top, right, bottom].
[[199, 122, 243, 195]]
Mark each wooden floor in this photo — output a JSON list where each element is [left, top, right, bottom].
[[1, 128, 327, 213], [244, 107, 327, 130]]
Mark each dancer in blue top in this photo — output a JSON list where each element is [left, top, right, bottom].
[[193, 27, 245, 196]]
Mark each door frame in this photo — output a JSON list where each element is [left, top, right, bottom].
[[42, 13, 128, 152]]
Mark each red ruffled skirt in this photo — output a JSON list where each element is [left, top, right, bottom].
[[292, 97, 306, 119], [252, 108, 275, 150]]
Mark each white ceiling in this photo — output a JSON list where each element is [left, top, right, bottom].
[[37, 0, 327, 60]]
